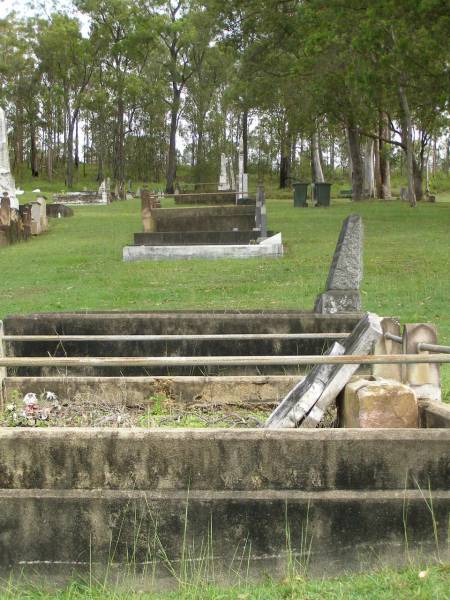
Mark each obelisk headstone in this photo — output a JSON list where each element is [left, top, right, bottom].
[[0, 108, 18, 211], [218, 153, 230, 191]]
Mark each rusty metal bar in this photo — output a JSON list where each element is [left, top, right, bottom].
[[0, 354, 449, 368], [2, 333, 351, 342]]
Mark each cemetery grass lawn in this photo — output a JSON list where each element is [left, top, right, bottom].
[[1, 564, 449, 598], [0, 194, 449, 396]]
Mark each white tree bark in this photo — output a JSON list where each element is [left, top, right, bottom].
[[363, 139, 375, 198]]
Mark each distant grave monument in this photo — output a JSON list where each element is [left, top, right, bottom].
[[0, 108, 18, 211]]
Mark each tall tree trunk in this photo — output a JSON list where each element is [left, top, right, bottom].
[[374, 134, 382, 198], [280, 124, 291, 189], [74, 117, 79, 169], [30, 122, 39, 177], [166, 85, 181, 194], [379, 114, 391, 199], [242, 109, 248, 173], [66, 115, 76, 188], [47, 125, 53, 181], [363, 139, 375, 198], [398, 84, 416, 207], [330, 138, 335, 172], [114, 95, 125, 197], [412, 156, 424, 202], [14, 101, 24, 168], [346, 124, 364, 200], [311, 131, 324, 183]]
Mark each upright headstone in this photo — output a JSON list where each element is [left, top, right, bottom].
[[218, 153, 230, 191], [98, 180, 108, 204], [314, 214, 363, 313], [0, 192, 11, 226], [0, 108, 18, 211], [31, 201, 42, 235], [36, 196, 48, 232], [236, 138, 248, 201]]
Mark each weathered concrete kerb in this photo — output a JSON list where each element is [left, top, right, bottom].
[[0, 428, 448, 581]]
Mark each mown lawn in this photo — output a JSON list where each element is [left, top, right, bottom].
[[1, 564, 449, 599], [1, 192, 449, 393]]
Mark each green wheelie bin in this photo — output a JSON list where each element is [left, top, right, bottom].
[[314, 182, 332, 207], [293, 182, 309, 207]]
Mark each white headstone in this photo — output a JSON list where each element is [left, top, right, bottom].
[[0, 108, 18, 210], [98, 179, 108, 204], [236, 138, 248, 201], [218, 153, 230, 191]]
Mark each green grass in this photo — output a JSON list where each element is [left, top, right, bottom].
[[1, 564, 449, 599], [1, 189, 449, 394]]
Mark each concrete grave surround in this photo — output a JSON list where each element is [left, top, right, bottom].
[[315, 214, 363, 313], [0, 310, 449, 581], [123, 232, 283, 261], [0, 427, 448, 582], [124, 203, 283, 261]]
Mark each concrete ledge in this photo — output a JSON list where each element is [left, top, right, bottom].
[[0, 428, 447, 491], [0, 427, 447, 577], [134, 230, 264, 246], [3, 375, 298, 407], [123, 234, 284, 262], [419, 400, 450, 428]]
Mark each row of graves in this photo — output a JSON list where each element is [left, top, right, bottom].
[[0, 107, 74, 248], [0, 193, 49, 247], [123, 140, 284, 261], [0, 213, 448, 578]]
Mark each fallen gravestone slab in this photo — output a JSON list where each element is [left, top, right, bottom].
[[265, 342, 345, 428], [265, 313, 383, 428]]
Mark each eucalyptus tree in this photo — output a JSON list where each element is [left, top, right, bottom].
[[138, 1, 215, 193], [36, 14, 98, 187], [76, 0, 153, 195]]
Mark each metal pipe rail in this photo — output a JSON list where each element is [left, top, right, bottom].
[[418, 342, 450, 354], [2, 333, 350, 342], [0, 354, 449, 368], [384, 332, 450, 354], [166, 191, 239, 197]]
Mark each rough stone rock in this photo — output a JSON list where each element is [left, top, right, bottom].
[[340, 378, 418, 428]]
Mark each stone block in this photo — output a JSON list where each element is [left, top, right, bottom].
[[340, 378, 418, 428], [314, 290, 361, 314], [372, 317, 402, 381], [402, 323, 441, 402]]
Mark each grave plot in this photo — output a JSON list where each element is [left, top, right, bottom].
[[123, 185, 283, 261], [0, 311, 449, 579], [53, 178, 113, 205], [173, 143, 250, 205]]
